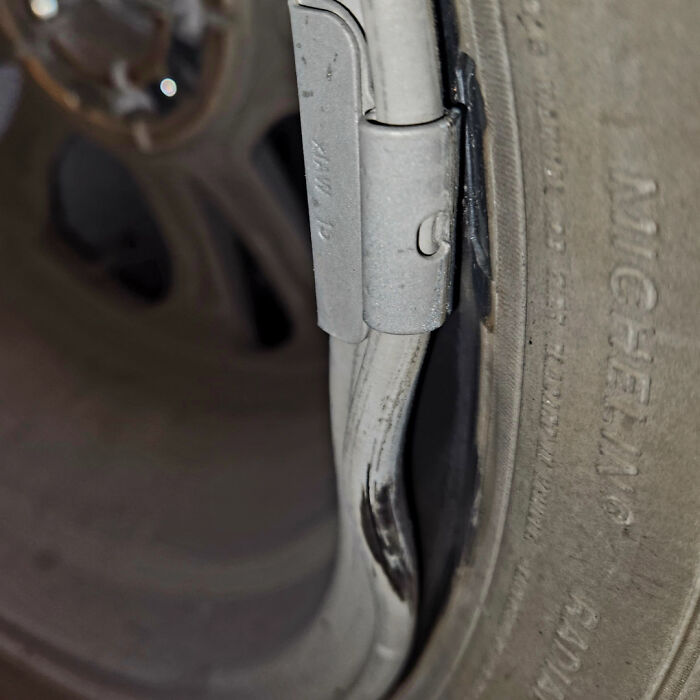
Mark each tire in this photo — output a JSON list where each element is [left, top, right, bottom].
[[401, 0, 700, 698]]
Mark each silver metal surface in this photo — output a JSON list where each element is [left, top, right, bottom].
[[359, 0, 442, 125], [360, 111, 460, 334], [292, 0, 458, 338], [290, 2, 369, 343]]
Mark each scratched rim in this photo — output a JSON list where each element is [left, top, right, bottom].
[[0, 1, 443, 696], [0, 0, 470, 695]]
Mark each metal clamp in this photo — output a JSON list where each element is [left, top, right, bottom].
[[360, 111, 460, 334], [291, 0, 460, 340]]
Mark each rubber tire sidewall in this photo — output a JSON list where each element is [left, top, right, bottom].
[[400, 1, 700, 699]]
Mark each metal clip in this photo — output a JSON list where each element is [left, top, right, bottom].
[[360, 112, 460, 334], [290, 0, 460, 340]]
